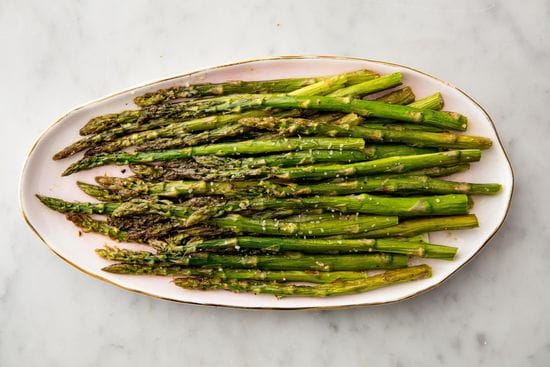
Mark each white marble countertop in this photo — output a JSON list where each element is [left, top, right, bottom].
[[2, 0, 549, 365]]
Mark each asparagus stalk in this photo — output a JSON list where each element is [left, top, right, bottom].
[[373, 164, 471, 178], [77, 182, 122, 201], [287, 73, 352, 97], [357, 214, 479, 238], [181, 236, 457, 259], [86, 122, 251, 156], [174, 94, 467, 131], [155, 145, 435, 171], [54, 118, 175, 160], [36, 195, 196, 226], [66, 213, 128, 241], [84, 70, 378, 135], [104, 178, 472, 217], [408, 93, 444, 110], [128, 150, 479, 182], [344, 126, 492, 149], [133, 112, 348, 153], [211, 214, 398, 236], [108, 150, 384, 183], [229, 193, 471, 217], [80, 179, 259, 201], [36, 194, 120, 214], [358, 93, 445, 133], [57, 110, 280, 159], [88, 174, 498, 201], [104, 189, 470, 222], [66, 212, 230, 246], [62, 137, 365, 175], [328, 73, 402, 98], [86, 94, 442, 159], [360, 122, 444, 132], [129, 160, 470, 183], [38, 193, 404, 233], [173, 264, 432, 297], [97, 246, 409, 271], [103, 264, 374, 284], [279, 176, 500, 196], [271, 150, 481, 180], [130, 145, 437, 178], [80, 110, 141, 136], [240, 116, 491, 149], [374, 87, 415, 105], [134, 69, 379, 106]]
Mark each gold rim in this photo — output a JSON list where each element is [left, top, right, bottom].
[[19, 55, 515, 311]]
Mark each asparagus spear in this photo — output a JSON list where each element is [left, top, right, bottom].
[[80, 110, 141, 136], [36, 194, 120, 214], [344, 126, 491, 149], [180, 236, 457, 259], [354, 214, 480, 238], [109, 150, 378, 183], [328, 73, 402, 98], [211, 214, 398, 236], [163, 94, 467, 131], [232, 193, 471, 217], [373, 164, 471, 178], [374, 87, 415, 105], [153, 145, 436, 170], [104, 189, 470, 222], [58, 110, 283, 159], [79, 179, 260, 201], [276, 176, 499, 196], [66, 213, 129, 241], [96, 246, 409, 271], [54, 118, 176, 160], [99, 175, 496, 200], [103, 264, 374, 284], [66, 212, 229, 246], [270, 149, 481, 180], [287, 73, 354, 97], [408, 93, 444, 110], [130, 112, 348, 153], [87, 174, 498, 201], [360, 122, 444, 132], [83, 70, 378, 135], [86, 122, 251, 156], [133, 69, 379, 106], [89, 110, 342, 156], [173, 264, 432, 297], [238, 145, 436, 166], [37, 193, 403, 233], [62, 137, 365, 175], [357, 93, 445, 133], [77, 182, 122, 201], [131, 150, 480, 183], [84, 105, 359, 157], [36, 195, 196, 226], [240, 116, 491, 149], [129, 160, 470, 182]]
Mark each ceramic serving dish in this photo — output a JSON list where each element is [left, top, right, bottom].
[[20, 56, 514, 309]]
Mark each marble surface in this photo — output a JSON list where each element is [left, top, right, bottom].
[[2, 0, 549, 365]]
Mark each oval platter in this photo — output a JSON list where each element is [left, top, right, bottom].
[[20, 56, 514, 309]]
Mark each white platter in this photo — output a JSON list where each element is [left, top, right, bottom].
[[20, 56, 514, 309]]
